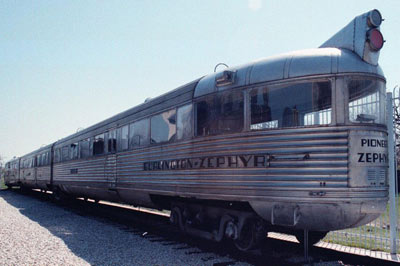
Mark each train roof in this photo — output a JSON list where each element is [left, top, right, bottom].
[[194, 47, 385, 97], [19, 144, 53, 159], [53, 79, 200, 146], [50, 47, 385, 147]]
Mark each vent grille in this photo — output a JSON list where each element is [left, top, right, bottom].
[[367, 168, 387, 186]]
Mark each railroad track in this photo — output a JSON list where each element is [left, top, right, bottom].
[[10, 188, 397, 266]]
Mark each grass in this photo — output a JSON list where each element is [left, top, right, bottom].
[[323, 198, 400, 253], [0, 176, 7, 190]]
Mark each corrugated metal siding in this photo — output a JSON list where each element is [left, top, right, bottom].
[[36, 166, 51, 183], [53, 157, 108, 187], [114, 128, 349, 201]]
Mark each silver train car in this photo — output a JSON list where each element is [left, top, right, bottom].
[[4, 10, 388, 250]]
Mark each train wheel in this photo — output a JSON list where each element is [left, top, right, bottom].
[[295, 230, 327, 248], [234, 219, 265, 251]]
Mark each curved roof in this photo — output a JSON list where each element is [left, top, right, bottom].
[[194, 48, 384, 97]]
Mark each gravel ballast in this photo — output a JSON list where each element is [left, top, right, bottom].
[[0, 190, 249, 266]]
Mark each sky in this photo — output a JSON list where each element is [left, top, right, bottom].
[[1, 0, 399, 161]]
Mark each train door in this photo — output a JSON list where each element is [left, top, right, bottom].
[[105, 129, 117, 189]]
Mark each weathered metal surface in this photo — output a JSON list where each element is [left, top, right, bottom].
[[194, 48, 384, 98]]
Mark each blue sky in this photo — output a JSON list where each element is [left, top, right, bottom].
[[1, 0, 399, 161]]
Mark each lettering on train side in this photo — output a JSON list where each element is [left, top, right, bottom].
[[355, 138, 388, 165], [143, 154, 273, 171], [360, 138, 388, 148], [357, 153, 388, 163]]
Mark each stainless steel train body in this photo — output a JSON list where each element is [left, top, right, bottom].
[[4, 9, 388, 247]]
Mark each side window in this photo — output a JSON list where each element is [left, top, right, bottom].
[[40, 154, 44, 166], [70, 143, 79, 160], [93, 134, 105, 155], [348, 78, 386, 124], [79, 138, 91, 158], [250, 81, 332, 130], [118, 125, 129, 151], [177, 104, 193, 140], [37, 155, 41, 167], [55, 148, 61, 163], [61, 146, 69, 161], [151, 109, 176, 144], [107, 130, 117, 153], [196, 90, 244, 136], [41, 153, 46, 166], [129, 119, 150, 148]]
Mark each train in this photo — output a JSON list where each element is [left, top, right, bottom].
[[4, 9, 388, 251]]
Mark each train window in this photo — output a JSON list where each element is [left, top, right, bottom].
[[55, 148, 61, 163], [196, 90, 244, 136], [118, 125, 129, 151], [250, 81, 332, 130], [177, 104, 193, 140], [93, 134, 105, 155], [151, 109, 176, 144], [37, 155, 41, 167], [348, 78, 386, 124], [107, 130, 117, 153], [41, 154, 45, 166], [129, 118, 149, 148], [70, 143, 79, 159], [79, 138, 91, 158], [28, 158, 33, 168], [61, 146, 69, 161]]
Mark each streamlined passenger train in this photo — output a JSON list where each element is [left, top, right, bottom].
[[4, 9, 388, 250]]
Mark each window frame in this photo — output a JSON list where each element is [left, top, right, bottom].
[[194, 88, 246, 137], [93, 134, 105, 156], [129, 118, 150, 149], [177, 103, 194, 140], [344, 75, 386, 126], [150, 108, 177, 144], [117, 124, 130, 152], [247, 78, 334, 131]]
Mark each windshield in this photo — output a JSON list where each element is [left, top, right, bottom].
[[348, 78, 386, 124]]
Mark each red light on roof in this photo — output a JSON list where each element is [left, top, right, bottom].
[[367, 29, 384, 51]]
